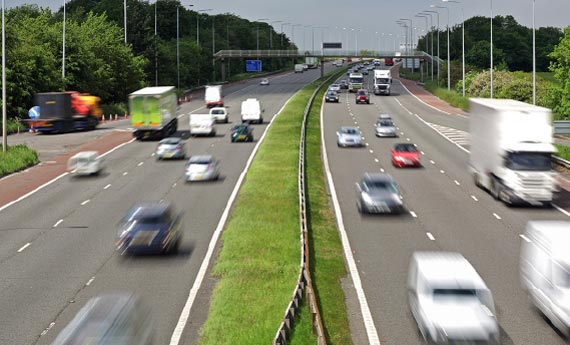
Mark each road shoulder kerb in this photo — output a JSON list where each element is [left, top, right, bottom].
[[0, 130, 133, 211]]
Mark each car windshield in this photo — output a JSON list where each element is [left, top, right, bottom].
[[331, 84, 339, 88], [504, 152, 552, 171], [160, 138, 180, 145], [189, 157, 212, 164], [357, 91, 367, 96], [327, 92, 337, 96], [376, 78, 390, 83], [395, 144, 417, 152], [432, 288, 478, 300], [211, 109, 224, 114], [342, 128, 359, 135], [378, 121, 394, 127], [233, 126, 248, 132], [363, 180, 399, 193], [349, 77, 363, 83]]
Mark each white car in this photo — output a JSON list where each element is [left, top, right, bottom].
[[209, 107, 229, 123], [67, 151, 104, 176], [328, 84, 341, 92], [260, 78, 270, 85], [185, 155, 220, 182]]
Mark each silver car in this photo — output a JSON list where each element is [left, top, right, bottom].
[[329, 84, 341, 92], [336, 126, 363, 147], [356, 173, 404, 214], [185, 155, 220, 182], [375, 119, 397, 137], [260, 78, 270, 85], [156, 137, 185, 160]]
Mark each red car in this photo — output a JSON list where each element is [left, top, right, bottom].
[[391, 143, 421, 167], [355, 89, 370, 104], [385, 58, 394, 66]]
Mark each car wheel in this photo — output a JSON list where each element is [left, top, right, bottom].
[[170, 238, 181, 255], [225, 117, 229, 123]]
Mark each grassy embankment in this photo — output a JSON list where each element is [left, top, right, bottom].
[[200, 67, 351, 344], [0, 144, 39, 178]]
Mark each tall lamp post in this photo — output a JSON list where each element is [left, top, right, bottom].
[[532, 0, 536, 104], [2, 0, 5, 152], [431, 4, 450, 91], [303, 25, 312, 52], [177, 5, 193, 90], [399, 18, 413, 72], [63, 0, 66, 86], [415, 14, 429, 79], [196, 9, 212, 45], [423, 10, 440, 84], [124, 0, 127, 46], [256, 18, 269, 51], [490, 0, 494, 98], [397, 22, 408, 68], [420, 12, 435, 80], [444, 0, 465, 96], [291, 24, 302, 50]]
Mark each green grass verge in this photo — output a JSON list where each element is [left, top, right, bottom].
[[537, 72, 558, 85], [424, 80, 470, 111], [0, 118, 24, 135], [0, 144, 39, 177], [554, 144, 570, 161]]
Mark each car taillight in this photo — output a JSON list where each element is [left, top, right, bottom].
[[176, 145, 182, 150]]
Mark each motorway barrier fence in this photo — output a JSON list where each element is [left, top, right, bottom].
[[554, 121, 570, 135]]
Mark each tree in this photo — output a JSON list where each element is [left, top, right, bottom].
[[549, 26, 570, 117]]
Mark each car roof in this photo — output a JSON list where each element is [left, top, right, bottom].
[[362, 172, 394, 183], [70, 151, 99, 159], [189, 155, 214, 163], [123, 202, 170, 221], [412, 251, 488, 289], [159, 137, 181, 144]]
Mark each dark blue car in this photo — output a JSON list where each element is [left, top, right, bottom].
[[116, 202, 182, 255]]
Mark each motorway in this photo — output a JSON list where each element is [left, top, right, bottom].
[[0, 65, 334, 345], [322, 69, 570, 344]]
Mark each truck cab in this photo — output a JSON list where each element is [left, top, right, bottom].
[[205, 85, 223, 108], [373, 69, 392, 95], [348, 72, 364, 93]]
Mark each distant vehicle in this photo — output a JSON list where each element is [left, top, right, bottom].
[[373, 58, 381, 66], [384, 58, 394, 66], [305, 57, 319, 69], [185, 155, 220, 182], [190, 114, 216, 136], [408, 251, 500, 344], [155, 137, 185, 160], [469, 98, 557, 206], [355, 89, 370, 104], [355, 173, 404, 214], [391, 143, 421, 167], [130, 86, 178, 140], [336, 126, 363, 147], [51, 293, 154, 345], [230, 124, 254, 142], [348, 72, 364, 93], [116, 202, 182, 255], [375, 119, 397, 137], [294, 64, 305, 73], [302, 64, 309, 71], [378, 113, 392, 121], [25, 91, 102, 134], [67, 151, 104, 176], [241, 98, 263, 124], [520, 221, 570, 337], [325, 91, 340, 103], [363, 61, 369, 66], [374, 69, 392, 95], [339, 80, 349, 89], [361, 69, 369, 75], [394, 51, 402, 62], [328, 84, 341, 92], [205, 85, 224, 108], [260, 78, 270, 85], [209, 107, 229, 123]]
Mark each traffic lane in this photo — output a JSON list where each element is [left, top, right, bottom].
[[322, 93, 437, 344], [359, 92, 570, 344], [33, 72, 324, 344]]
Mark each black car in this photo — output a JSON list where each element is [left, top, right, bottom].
[[116, 202, 182, 255], [325, 91, 340, 103], [230, 124, 254, 142], [339, 80, 349, 89], [362, 69, 369, 75]]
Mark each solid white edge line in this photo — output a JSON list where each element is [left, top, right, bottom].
[[17, 243, 31, 253], [169, 93, 295, 345], [426, 232, 435, 241], [519, 234, 531, 243], [320, 97, 381, 345], [471, 195, 478, 202], [395, 79, 469, 118]]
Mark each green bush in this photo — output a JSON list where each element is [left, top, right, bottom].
[[425, 80, 470, 111], [555, 144, 570, 161], [0, 118, 24, 134], [0, 144, 39, 177], [101, 103, 128, 117]]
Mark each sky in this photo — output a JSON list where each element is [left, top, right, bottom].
[[19, 0, 570, 51]]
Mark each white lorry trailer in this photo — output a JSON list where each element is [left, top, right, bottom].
[[520, 221, 570, 337], [348, 72, 364, 93], [469, 98, 557, 206], [204, 85, 223, 108], [373, 69, 392, 95], [241, 98, 263, 124]]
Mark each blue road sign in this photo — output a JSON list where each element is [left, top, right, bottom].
[[29, 106, 40, 119], [246, 60, 262, 72]]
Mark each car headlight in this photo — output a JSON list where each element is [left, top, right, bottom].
[[392, 194, 403, 205], [362, 193, 373, 204]]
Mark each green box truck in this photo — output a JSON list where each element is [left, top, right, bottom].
[[129, 86, 178, 140]]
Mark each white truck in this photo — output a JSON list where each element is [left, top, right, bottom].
[[520, 221, 570, 337], [469, 98, 558, 206], [348, 72, 364, 93], [373, 69, 392, 95], [305, 57, 319, 69], [190, 114, 216, 136], [294, 64, 304, 73], [241, 98, 263, 124], [204, 85, 223, 108]]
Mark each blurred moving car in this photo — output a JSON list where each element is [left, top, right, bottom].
[[209, 107, 229, 123], [355, 89, 370, 104], [339, 80, 349, 89], [391, 143, 421, 167], [329, 84, 341, 92], [116, 202, 182, 255], [408, 252, 500, 344], [378, 113, 392, 120], [51, 293, 154, 345], [520, 221, 570, 337], [355, 173, 404, 214], [337, 126, 363, 147], [155, 137, 185, 160], [325, 91, 340, 103], [361, 69, 369, 75], [260, 78, 270, 85], [230, 124, 254, 142], [67, 151, 104, 176], [185, 155, 220, 182], [375, 119, 397, 137]]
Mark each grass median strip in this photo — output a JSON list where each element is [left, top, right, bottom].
[[0, 144, 39, 178]]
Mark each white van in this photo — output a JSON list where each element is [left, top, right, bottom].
[[294, 64, 304, 73], [67, 151, 104, 176], [204, 85, 223, 108], [241, 98, 263, 124], [520, 221, 570, 336], [209, 107, 229, 123], [190, 114, 216, 136], [408, 251, 500, 344]]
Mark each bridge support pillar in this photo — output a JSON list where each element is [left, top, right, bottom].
[[419, 60, 424, 84], [320, 58, 324, 77], [221, 58, 226, 82]]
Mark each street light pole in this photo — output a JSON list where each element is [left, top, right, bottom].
[[415, 14, 429, 79], [2, 0, 6, 152], [124, 0, 127, 45], [63, 0, 66, 86], [154, 0, 157, 85], [421, 12, 435, 80], [196, 9, 212, 45], [304, 25, 312, 52], [270, 21, 282, 49], [444, 0, 465, 96], [490, 0, 494, 98], [281, 23, 290, 47], [431, 5, 450, 90], [256, 18, 269, 51], [532, 0, 536, 104], [424, 10, 440, 85]]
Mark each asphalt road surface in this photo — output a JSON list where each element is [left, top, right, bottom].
[[0, 64, 336, 345], [322, 69, 570, 345]]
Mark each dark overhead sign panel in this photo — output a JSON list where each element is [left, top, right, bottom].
[[322, 42, 342, 49]]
